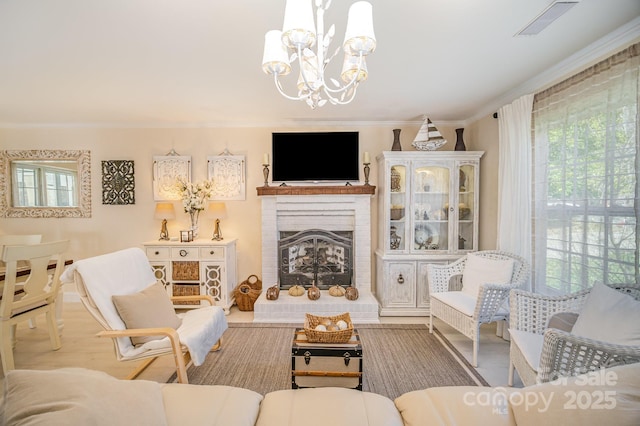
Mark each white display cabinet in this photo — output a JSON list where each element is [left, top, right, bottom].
[[375, 151, 483, 316]]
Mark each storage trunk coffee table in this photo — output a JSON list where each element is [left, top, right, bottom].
[[291, 328, 363, 390]]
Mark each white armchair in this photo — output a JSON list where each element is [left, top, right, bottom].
[[60, 247, 228, 384], [509, 284, 640, 386], [427, 250, 530, 367]]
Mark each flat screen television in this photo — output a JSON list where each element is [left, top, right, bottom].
[[271, 132, 360, 183]]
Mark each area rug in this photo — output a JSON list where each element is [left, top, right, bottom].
[[168, 323, 489, 400]]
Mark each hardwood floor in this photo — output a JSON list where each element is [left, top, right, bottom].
[[0, 301, 523, 389]]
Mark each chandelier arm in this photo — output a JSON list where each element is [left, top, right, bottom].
[[322, 84, 359, 105], [272, 73, 311, 101]]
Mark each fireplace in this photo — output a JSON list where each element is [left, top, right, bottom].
[[254, 189, 380, 323], [278, 229, 353, 290]]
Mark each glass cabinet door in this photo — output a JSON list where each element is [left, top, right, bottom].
[[412, 165, 450, 253], [457, 163, 477, 251], [388, 164, 408, 251]]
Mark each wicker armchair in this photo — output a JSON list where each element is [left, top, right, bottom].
[[427, 250, 530, 367], [508, 285, 640, 386]]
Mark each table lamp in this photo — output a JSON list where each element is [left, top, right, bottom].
[[154, 202, 176, 240], [207, 202, 227, 241]]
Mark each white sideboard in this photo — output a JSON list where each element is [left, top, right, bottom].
[[142, 239, 237, 314]]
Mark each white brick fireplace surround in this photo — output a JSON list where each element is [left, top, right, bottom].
[[254, 187, 380, 323]]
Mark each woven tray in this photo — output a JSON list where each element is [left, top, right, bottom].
[[304, 312, 353, 343]]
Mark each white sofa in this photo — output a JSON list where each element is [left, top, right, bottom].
[[2, 363, 639, 426]]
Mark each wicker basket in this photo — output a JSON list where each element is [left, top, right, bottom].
[[390, 207, 405, 220], [240, 274, 262, 291], [172, 283, 201, 306], [304, 312, 354, 343], [233, 283, 261, 311]]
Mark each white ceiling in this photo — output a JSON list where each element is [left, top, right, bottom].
[[0, 0, 639, 127]]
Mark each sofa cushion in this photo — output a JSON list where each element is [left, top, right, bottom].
[[510, 363, 640, 426], [160, 383, 262, 426], [255, 387, 404, 426], [395, 386, 517, 426], [431, 291, 477, 316], [571, 282, 640, 345], [0, 368, 167, 426], [112, 282, 182, 345], [509, 329, 543, 371], [461, 252, 515, 297]]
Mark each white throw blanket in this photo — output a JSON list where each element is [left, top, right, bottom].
[[61, 247, 227, 365]]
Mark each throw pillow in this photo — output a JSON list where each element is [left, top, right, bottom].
[[1, 368, 168, 426], [112, 282, 182, 345], [461, 252, 515, 298], [571, 282, 640, 346], [546, 312, 579, 332]]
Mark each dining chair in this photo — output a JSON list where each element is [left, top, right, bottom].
[[0, 240, 70, 374], [0, 234, 42, 248], [0, 234, 43, 329]]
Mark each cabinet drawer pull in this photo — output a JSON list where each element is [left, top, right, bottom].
[[179, 249, 188, 257], [154, 251, 160, 255], [397, 274, 404, 284], [210, 250, 215, 255]]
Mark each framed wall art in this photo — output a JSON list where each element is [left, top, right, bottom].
[[102, 160, 135, 205], [207, 152, 245, 200], [153, 154, 191, 201]]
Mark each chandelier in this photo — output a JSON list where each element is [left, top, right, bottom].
[[261, 0, 376, 109]]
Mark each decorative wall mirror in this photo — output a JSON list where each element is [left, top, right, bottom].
[[0, 149, 92, 218]]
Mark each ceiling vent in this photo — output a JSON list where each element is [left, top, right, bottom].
[[515, 1, 580, 36]]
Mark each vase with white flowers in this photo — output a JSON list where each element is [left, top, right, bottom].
[[175, 177, 214, 238]]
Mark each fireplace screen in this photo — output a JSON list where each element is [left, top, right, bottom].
[[278, 229, 353, 290]]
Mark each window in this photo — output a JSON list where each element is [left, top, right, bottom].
[[12, 161, 78, 207], [532, 44, 639, 294]]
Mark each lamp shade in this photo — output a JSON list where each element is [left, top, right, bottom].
[[341, 53, 367, 83], [343, 1, 376, 55], [282, 0, 316, 49], [262, 30, 291, 75], [297, 50, 319, 90], [207, 202, 227, 220], [154, 202, 176, 220]]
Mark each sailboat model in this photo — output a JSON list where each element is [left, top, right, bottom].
[[411, 117, 448, 151]]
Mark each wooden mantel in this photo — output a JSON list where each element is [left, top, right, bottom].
[[256, 185, 376, 196]]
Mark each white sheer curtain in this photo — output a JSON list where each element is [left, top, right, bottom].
[[532, 44, 639, 294], [497, 93, 534, 289]]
